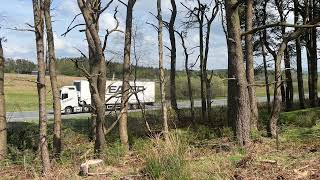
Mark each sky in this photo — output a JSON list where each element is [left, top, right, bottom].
[[0, 0, 231, 70], [0, 0, 312, 71]]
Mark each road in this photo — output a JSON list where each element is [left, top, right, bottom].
[[7, 97, 269, 122]]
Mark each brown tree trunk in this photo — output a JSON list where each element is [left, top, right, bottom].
[[44, 0, 62, 157], [294, 0, 305, 109], [157, 0, 169, 141], [78, 0, 106, 156], [32, 0, 50, 174], [120, 0, 136, 151], [169, 0, 178, 112], [245, 0, 258, 130], [0, 38, 6, 160], [225, 0, 251, 146], [268, 42, 286, 138]]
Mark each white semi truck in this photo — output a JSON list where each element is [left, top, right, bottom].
[[60, 80, 155, 114]]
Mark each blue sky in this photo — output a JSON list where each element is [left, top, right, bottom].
[[0, 0, 230, 70], [0, 0, 312, 71]]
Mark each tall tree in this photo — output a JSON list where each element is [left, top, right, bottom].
[[245, 0, 258, 130], [157, 0, 169, 141], [77, 0, 107, 155], [225, 0, 251, 146], [32, 0, 51, 174], [120, 0, 136, 151], [168, 0, 178, 112], [44, 0, 62, 156], [275, 0, 294, 110], [294, 0, 305, 108], [305, 0, 318, 107], [0, 37, 6, 160]]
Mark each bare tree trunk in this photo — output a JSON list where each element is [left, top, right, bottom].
[[120, 0, 136, 151], [260, 33, 271, 113], [32, 0, 50, 174], [44, 0, 62, 157], [294, 0, 305, 109], [0, 38, 6, 160], [245, 0, 258, 130], [177, 31, 196, 127], [78, 0, 106, 156], [268, 42, 286, 138], [225, 0, 251, 146], [157, 0, 169, 141], [169, 0, 178, 112]]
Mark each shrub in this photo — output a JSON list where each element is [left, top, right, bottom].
[[144, 132, 190, 179]]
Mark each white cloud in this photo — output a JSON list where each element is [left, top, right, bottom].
[[100, 12, 124, 31]]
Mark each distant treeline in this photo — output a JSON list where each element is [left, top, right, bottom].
[[4, 57, 229, 80]]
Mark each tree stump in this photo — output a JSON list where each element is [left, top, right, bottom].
[[79, 159, 103, 176]]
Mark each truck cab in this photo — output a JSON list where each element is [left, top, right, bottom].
[[60, 86, 79, 114]]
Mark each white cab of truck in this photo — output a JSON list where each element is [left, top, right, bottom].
[[60, 80, 155, 114]]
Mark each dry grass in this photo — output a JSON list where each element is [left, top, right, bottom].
[[4, 73, 85, 112]]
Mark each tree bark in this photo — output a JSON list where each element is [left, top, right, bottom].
[[32, 0, 50, 174], [78, 0, 106, 156], [225, 0, 251, 146], [199, 10, 207, 123], [157, 0, 169, 141], [0, 38, 6, 160], [169, 0, 178, 112], [44, 0, 62, 157], [294, 0, 305, 109], [245, 0, 258, 130], [120, 0, 136, 151]]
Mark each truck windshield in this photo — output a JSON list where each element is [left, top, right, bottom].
[[61, 93, 68, 100]]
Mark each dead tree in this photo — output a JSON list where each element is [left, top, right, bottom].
[[245, 0, 258, 130], [44, 0, 62, 157], [0, 37, 6, 160], [32, 0, 51, 174], [177, 31, 196, 127], [120, 0, 136, 151], [181, 0, 219, 123], [224, 0, 251, 146], [157, 0, 169, 141]]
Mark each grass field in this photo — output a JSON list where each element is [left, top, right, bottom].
[[4, 73, 85, 112]]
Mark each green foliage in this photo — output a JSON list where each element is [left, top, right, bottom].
[[144, 132, 190, 180], [104, 141, 126, 165], [280, 108, 320, 128], [4, 58, 37, 74]]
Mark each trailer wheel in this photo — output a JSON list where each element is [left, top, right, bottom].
[[83, 106, 90, 113], [65, 107, 73, 114]]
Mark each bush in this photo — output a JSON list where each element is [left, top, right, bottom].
[[144, 132, 190, 179]]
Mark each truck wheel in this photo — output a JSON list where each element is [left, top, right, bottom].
[[83, 106, 90, 113], [65, 107, 73, 114]]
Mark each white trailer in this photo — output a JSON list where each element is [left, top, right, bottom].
[[60, 80, 155, 114]]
